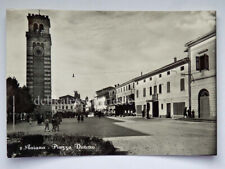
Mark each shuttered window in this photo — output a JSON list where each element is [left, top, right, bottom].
[[167, 82, 170, 93], [136, 90, 139, 98], [154, 86, 157, 94], [180, 78, 185, 91], [196, 54, 209, 71], [159, 84, 162, 94], [143, 88, 146, 97]]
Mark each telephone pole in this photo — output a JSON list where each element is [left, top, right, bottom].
[[13, 95, 15, 130]]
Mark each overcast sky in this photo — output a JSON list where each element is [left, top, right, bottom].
[[6, 10, 216, 99]]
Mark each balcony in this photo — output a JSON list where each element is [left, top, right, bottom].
[[152, 94, 158, 101], [147, 94, 158, 102]]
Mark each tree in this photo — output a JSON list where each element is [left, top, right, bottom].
[[7, 77, 35, 122]]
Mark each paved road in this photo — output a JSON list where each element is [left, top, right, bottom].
[[8, 116, 216, 155], [104, 116, 216, 155], [7, 117, 147, 137]]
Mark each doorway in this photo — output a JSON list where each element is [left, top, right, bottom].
[[136, 105, 142, 116], [153, 101, 159, 117], [198, 89, 210, 118], [147, 102, 150, 118], [166, 103, 171, 118]]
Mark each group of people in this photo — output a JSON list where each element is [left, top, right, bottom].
[[77, 114, 84, 123], [44, 116, 61, 132], [183, 107, 195, 118]]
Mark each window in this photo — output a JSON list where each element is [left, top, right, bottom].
[[167, 82, 170, 93], [71, 106, 73, 109], [180, 78, 185, 91], [144, 79, 146, 83], [55, 106, 57, 110], [39, 24, 44, 32], [136, 81, 138, 85], [128, 85, 131, 90], [66, 106, 68, 109], [150, 77, 152, 81], [159, 74, 162, 78], [133, 83, 135, 88], [136, 90, 139, 98], [154, 85, 157, 94], [161, 104, 163, 110], [159, 84, 162, 94], [180, 66, 184, 71], [167, 71, 170, 75], [196, 54, 209, 71], [143, 88, 146, 97], [150, 87, 152, 95], [33, 23, 38, 32], [62, 106, 64, 109]]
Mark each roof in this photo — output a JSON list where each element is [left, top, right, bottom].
[[134, 57, 189, 82], [96, 86, 115, 94], [185, 30, 216, 49], [59, 95, 74, 99], [115, 78, 136, 89]]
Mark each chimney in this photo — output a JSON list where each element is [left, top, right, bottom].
[[174, 57, 177, 62], [141, 72, 143, 76]]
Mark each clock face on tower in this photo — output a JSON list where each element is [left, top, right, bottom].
[[33, 46, 44, 56]]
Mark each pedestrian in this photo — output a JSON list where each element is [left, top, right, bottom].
[[98, 111, 101, 118], [29, 117, 32, 125], [81, 114, 84, 122], [183, 107, 187, 118], [191, 109, 195, 118], [77, 114, 80, 123], [142, 109, 145, 118], [52, 117, 56, 132], [55, 117, 60, 131], [188, 108, 191, 118], [44, 118, 50, 132]]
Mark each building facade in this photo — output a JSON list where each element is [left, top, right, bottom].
[[107, 88, 116, 114], [26, 13, 52, 116], [135, 58, 189, 118], [95, 87, 115, 113], [115, 80, 136, 115], [52, 95, 75, 114], [185, 31, 216, 119]]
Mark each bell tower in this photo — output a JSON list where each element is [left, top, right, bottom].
[[26, 13, 52, 116]]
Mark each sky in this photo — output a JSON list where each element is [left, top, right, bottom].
[[6, 10, 216, 99]]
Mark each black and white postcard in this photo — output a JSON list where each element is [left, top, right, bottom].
[[6, 9, 216, 157]]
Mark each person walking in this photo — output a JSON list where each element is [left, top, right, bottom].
[[52, 117, 56, 132], [77, 114, 80, 123], [81, 114, 84, 122], [183, 107, 187, 118], [187, 108, 191, 118], [191, 109, 195, 118], [55, 117, 60, 131], [29, 116, 32, 125], [142, 109, 145, 118], [44, 118, 50, 132]]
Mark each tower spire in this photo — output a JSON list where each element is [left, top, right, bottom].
[[38, 9, 40, 15]]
